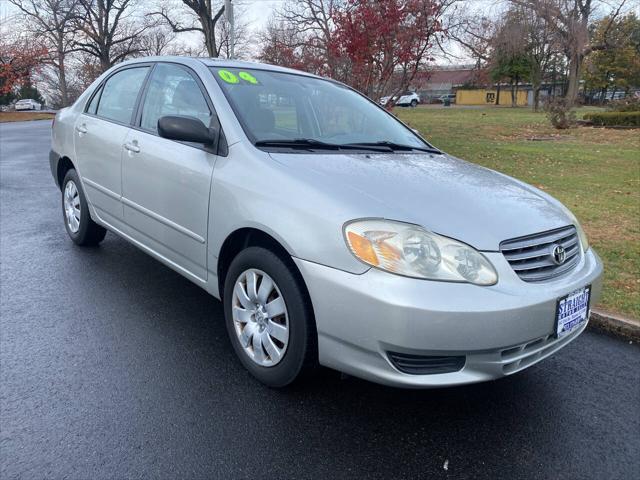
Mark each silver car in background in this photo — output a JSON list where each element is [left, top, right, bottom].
[[50, 57, 603, 388]]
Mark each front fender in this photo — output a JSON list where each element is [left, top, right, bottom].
[[207, 142, 370, 280]]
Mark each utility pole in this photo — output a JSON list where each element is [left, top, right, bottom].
[[225, 0, 235, 59]]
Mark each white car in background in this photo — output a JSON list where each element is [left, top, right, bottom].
[[15, 99, 42, 111], [380, 91, 420, 107]]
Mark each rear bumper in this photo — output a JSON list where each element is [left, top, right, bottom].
[[50, 149, 60, 188], [294, 248, 603, 388]]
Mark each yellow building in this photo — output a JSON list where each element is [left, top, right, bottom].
[[456, 89, 528, 106]]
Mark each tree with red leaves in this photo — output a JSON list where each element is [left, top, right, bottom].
[[259, 1, 340, 78], [0, 39, 47, 103], [329, 0, 446, 107], [260, 0, 446, 108]]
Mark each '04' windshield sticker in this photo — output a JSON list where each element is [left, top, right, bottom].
[[217, 69, 239, 84], [217, 69, 260, 85]]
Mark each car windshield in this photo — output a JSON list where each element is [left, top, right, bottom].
[[210, 67, 431, 151]]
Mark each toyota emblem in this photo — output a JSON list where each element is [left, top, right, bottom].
[[552, 244, 566, 265]]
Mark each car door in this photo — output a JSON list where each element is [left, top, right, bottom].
[[121, 63, 217, 281], [74, 65, 150, 225]]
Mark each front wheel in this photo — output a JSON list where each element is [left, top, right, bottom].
[[410, 99, 418, 108], [62, 169, 106, 246], [223, 247, 317, 387]]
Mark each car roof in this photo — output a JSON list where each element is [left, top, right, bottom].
[[118, 56, 322, 80]]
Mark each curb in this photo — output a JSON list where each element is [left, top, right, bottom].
[[588, 309, 640, 342]]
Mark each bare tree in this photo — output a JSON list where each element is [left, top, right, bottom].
[[216, 5, 250, 59], [139, 25, 177, 56], [490, 9, 532, 107], [509, 0, 629, 104], [259, 19, 311, 68], [518, 7, 558, 110], [74, 0, 149, 73], [446, 2, 498, 66], [8, 0, 79, 106], [276, 0, 340, 76], [152, 0, 227, 57]]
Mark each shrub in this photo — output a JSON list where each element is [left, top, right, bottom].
[[606, 96, 640, 112], [583, 111, 640, 127], [544, 98, 576, 129]]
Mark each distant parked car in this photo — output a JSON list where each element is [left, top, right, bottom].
[[586, 90, 626, 104], [437, 93, 457, 104], [15, 99, 42, 111], [380, 91, 420, 107]]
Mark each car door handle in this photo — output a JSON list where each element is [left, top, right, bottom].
[[124, 142, 140, 153], [75, 124, 87, 134]]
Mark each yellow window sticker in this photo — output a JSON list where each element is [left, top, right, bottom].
[[218, 69, 239, 84], [238, 71, 258, 85]]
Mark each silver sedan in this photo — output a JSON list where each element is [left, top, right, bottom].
[[50, 57, 603, 388]]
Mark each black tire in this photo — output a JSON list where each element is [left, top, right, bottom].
[[223, 246, 317, 387], [61, 169, 107, 246], [410, 99, 418, 108]]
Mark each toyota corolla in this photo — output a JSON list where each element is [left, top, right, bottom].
[[50, 57, 603, 388]]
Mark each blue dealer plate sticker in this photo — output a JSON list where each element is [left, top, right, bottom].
[[555, 285, 591, 338]]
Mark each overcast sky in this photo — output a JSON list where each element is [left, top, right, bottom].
[[2, 0, 637, 64], [0, 0, 286, 32]]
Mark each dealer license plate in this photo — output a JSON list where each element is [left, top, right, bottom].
[[555, 286, 591, 338]]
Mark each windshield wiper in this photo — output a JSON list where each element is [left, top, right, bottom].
[[346, 141, 441, 154], [255, 138, 392, 152]]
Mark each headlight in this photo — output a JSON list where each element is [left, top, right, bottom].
[[564, 210, 589, 252], [575, 222, 589, 252], [344, 219, 498, 285]]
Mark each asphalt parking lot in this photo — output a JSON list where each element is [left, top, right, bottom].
[[1, 120, 639, 479]]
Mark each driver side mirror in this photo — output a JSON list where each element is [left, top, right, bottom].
[[158, 115, 217, 145]]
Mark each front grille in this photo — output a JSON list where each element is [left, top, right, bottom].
[[500, 225, 580, 282], [387, 352, 465, 375]]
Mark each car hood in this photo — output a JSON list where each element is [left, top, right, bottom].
[[269, 151, 574, 251]]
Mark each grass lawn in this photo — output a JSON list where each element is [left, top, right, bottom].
[[0, 111, 55, 123], [396, 106, 640, 318]]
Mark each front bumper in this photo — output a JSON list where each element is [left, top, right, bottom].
[[294, 248, 603, 388]]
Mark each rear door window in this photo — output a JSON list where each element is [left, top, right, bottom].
[[96, 67, 149, 124]]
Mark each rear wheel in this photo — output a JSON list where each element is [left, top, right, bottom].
[[223, 247, 316, 387], [62, 169, 106, 246]]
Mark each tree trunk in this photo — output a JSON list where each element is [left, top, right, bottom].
[[565, 52, 582, 105], [510, 78, 515, 107], [496, 84, 501, 105], [533, 86, 540, 112], [100, 56, 111, 73], [98, 41, 112, 73], [201, 13, 217, 57], [57, 45, 69, 107]]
